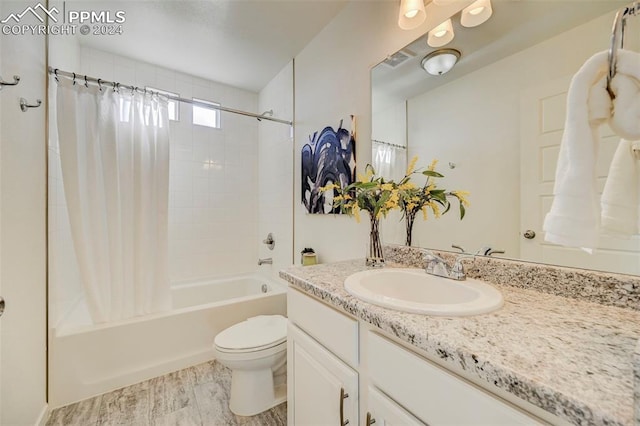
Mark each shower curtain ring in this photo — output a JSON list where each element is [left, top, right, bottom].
[[84, 75, 89, 88], [54, 68, 59, 82], [72, 73, 76, 85], [97, 78, 103, 91]]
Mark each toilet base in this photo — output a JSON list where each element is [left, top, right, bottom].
[[229, 369, 287, 416]]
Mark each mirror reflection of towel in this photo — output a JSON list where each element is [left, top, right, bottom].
[[601, 140, 640, 236], [543, 49, 640, 250]]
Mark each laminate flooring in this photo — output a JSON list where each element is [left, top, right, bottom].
[[46, 360, 287, 426]]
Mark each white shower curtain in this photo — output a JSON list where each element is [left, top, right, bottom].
[[56, 78, 171, 323], [372, 141, 406, 181]]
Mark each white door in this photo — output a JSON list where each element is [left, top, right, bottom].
[[520, 77, 640, 274], [0, 1, 48, 423], [366, 387, 425, 426], [288, 323, 358, 426]]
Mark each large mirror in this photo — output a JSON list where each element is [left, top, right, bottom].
[[372, 1, 640, 275]]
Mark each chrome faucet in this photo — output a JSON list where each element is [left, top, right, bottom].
[[258, 258, 273, 266], [424, 251, 475, 281]]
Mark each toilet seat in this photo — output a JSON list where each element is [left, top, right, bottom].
[[214, 315, 287, 353]]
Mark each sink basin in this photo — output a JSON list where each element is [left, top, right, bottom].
[[344, 268, 503, 316]]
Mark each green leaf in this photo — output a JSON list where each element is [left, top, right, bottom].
[[459, 202, 466, 220], [422, 170, 444, 178], [443, 202, 451, 215]]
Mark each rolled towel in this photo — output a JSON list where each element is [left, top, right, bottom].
[[543, 49, 640, 249]]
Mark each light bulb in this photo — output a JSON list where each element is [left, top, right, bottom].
[[461, 0, 492, 27], [405, 9, 419, 18], [427, 19, 454, 47], [469, 6, 485, 15]]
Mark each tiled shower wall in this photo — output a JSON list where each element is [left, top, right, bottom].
[[49, 47, 260, 325], [257, 61, 294, 278]]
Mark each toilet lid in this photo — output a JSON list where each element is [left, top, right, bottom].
[[215, 315, 287, 351]]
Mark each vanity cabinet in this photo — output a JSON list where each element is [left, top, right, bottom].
[[287, 288, 359, 426], [288, 324, 358, 426], [287, 288, 547, 426]]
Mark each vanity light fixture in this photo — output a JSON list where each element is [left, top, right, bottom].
[[398, 0, 426, 30], [421, 49, 461, 76], [461, 0, 493, 28], [427, 19, 454, 47], [431, 0, 456, 4]]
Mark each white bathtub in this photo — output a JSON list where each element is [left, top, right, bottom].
[[49, 274, 287, 408]]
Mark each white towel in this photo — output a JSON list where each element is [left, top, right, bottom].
[[543, 49, 640, 249], [601, 140, 640, 236]]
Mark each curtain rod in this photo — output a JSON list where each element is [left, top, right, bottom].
[[48, 67, 293, 126], [372, 139, 406, 150]]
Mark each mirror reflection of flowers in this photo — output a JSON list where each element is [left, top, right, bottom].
[[320, 164, 399, 267], [399, 156, 469, 246]]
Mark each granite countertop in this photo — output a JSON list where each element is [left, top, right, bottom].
[[280, 260, 640, 426]]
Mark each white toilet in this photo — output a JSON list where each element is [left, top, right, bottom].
[[213, 315, 287, 416]]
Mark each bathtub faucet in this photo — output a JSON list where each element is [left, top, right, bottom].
[[258, 258, 273, 266]]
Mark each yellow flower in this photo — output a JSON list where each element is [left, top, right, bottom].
[[398, 182, 416, 191], [320, 183, 338, 192], [380, 183, 394, 191], [406, 202, 417, 212], [425, 184, 436, 193], [334, 195, 344, 202], [357, 168, 374, 183], [429, 201, 441, 218], [406, 156, 418, 175], [428, 158, 439, 172], [452, 190, 470, 207], [352, 204, 361, 223], [422, 206, 429, 220]]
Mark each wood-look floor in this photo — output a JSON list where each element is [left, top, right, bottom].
[[46, 360, 287, 426]]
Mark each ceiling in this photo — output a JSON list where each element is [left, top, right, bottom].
[[372, 1, 629, 111], [70, 1, 347, 92]]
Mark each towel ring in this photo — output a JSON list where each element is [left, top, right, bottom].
[[607, 1, 639, 99]]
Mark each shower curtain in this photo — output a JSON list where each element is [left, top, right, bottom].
[[372, 141, 406, 181], [55, 78, 171, 323]]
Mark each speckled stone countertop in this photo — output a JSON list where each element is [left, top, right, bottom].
[[280, 260, 640, 426]]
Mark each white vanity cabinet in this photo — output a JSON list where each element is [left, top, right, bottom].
[[366, 387, 425, 426], [287, 288, 549, 426], [287, 288, 359, 426]]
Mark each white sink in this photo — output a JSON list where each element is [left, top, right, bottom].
[[344, 268, 503, 316]]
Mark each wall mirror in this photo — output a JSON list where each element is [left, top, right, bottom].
[[372, 1, 640, 275]]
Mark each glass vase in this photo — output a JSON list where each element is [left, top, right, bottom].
[[366, 214, 385, 267], [405, 210, 417, 246]]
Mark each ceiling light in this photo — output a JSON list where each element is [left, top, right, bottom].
[[398, 0, 426, 30], [427, 19, 454, 47], [461, 0, 492, 27], [421, 49, 461, 76]]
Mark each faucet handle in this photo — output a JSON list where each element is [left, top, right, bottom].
[[451, 254, 475, 280], [475, 246, 505, 256], [451, 244, 466, 253]]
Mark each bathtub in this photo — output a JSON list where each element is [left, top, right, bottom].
[[49, 274, 287, 408]]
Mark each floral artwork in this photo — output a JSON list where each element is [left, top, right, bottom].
[[301, 116, 356, 214]]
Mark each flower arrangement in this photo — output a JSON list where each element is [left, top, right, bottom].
[[397, 156, 469, 246], [321, 164, 399, 266], [320, 157, 469, 265]]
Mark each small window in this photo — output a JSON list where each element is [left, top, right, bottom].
[[146, 87, 180, 121], [192, 98, 221, 129]]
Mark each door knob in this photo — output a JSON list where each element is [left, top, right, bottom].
[[523, 230, 536, 239]]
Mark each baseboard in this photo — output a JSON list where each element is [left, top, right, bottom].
[[36, 404, 49, 426]]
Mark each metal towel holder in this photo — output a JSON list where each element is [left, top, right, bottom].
[[607, 1, 639, 99]]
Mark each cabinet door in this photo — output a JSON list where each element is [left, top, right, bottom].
[[288, 323, 358, 426], [366, 387, 425, 426]]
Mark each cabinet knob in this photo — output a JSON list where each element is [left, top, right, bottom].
[[340, 387, 349, 426], [366, 412, 376, 425]]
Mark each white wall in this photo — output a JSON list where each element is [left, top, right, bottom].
[[257, 61, 294, 277], [406, 10, 636, 256], [0, 1, 47, 423], [293, 1, 470, 264]]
